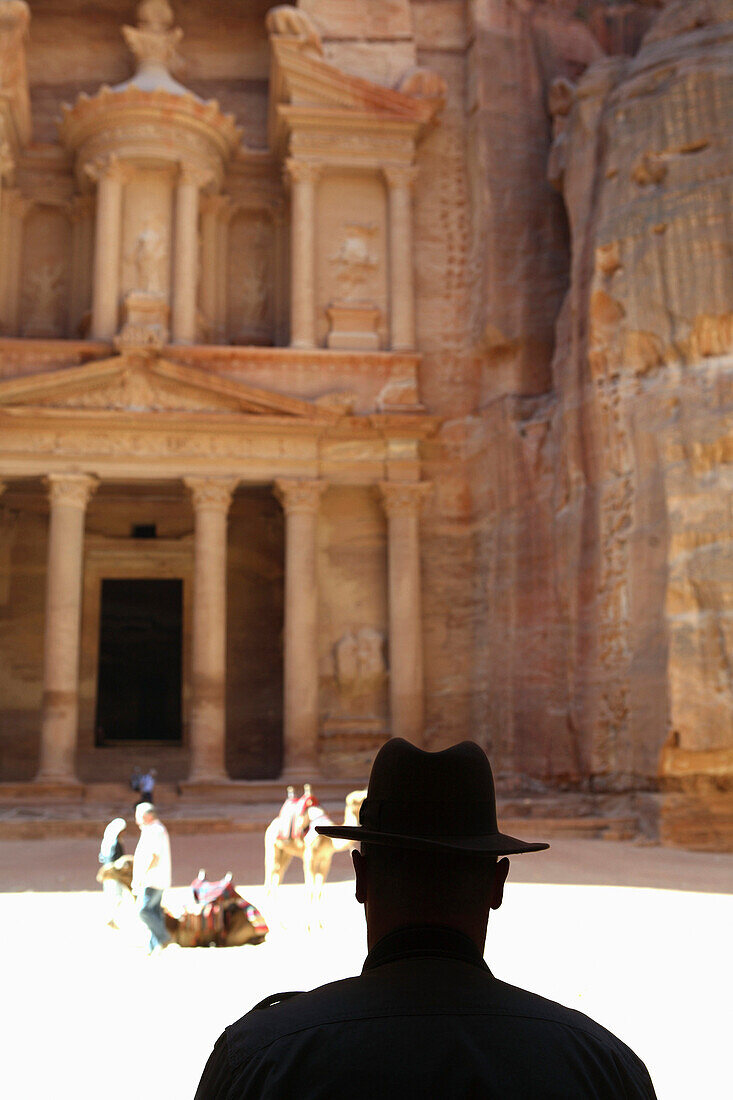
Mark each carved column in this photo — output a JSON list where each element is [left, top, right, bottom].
[[0, 146, 14, 333], [384, 166, 418, 351], [0, 189, 30, 336], [379, 481, 432, 744], [272, 203, 288, 347], [213, 195, 232, 343], [172, 167, 206, 344], [200, 195, 223, 343], [69, 196, 94, 338], [274, 478, 327, 774], [184, 477, 238, 781], [286, 159, 320, 349], [89, 158, 125, 340], [36, 474, 98, 783]]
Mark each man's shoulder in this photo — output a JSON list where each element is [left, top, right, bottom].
[[225, 974, 363, 1061], [224, 960, 637, 1066]]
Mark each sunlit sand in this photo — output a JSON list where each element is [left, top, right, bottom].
[[4, 877, 731, 1099]]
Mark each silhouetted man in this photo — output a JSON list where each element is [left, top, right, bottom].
[[195, 738, 656, 1098]]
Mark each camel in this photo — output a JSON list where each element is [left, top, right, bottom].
[[263, 787, 366, 919], [97, 858, 267, 948]]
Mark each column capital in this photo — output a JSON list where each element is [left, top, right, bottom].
[[185, 476, 238, 513], [202, 192, 233, 221], [378, 480, 432, 517], [45, 473, 98, 510], [284, 158, 322, 187], [178, 163, 216, 190], [275, 478, 327, 514], [84, 154, 130, 186], [383, 164, 419, 192]]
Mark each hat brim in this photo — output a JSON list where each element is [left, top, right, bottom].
[[315, 824, 549, 855]]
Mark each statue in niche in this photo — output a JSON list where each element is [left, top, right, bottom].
[[232, 225, 272, 342], [133, 223, 166, 295], [241, 251, 270, 324], [330, 224, 378, 299], [23, 262, 63, 336], [335, 627, 386, 699]]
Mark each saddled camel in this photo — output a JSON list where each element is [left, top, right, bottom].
[[263, 788, 366, 916], [97, 858, 267, 947]]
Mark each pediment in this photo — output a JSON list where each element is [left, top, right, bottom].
[[0, 354, 336, 420], [267, 10, 444, 151], [271, 37, 436, 119]]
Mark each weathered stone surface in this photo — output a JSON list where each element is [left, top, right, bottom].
[[0, 1, 731, 848], [538, 0, 733, 842]]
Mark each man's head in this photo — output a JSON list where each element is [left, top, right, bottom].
[[135, 802, 156, 828], [316, 738, 548, 951], [353, 843, 509, 951]]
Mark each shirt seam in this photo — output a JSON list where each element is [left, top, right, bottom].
[[229, 1008, 632, 1068]]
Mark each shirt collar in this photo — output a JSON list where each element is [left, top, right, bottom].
[[362, 925, 490, 974]]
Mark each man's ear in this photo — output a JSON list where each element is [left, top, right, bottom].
[[352, 849, 367, 905], [489, 858, 510, 911]]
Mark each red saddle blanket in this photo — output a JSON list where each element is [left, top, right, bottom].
[[277, 792, 319, 842], [177, 874, 268, 947]]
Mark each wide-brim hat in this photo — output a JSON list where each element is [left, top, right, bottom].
[[316, 738, 549, 855]]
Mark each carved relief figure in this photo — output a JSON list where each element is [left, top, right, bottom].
[[23, 262, 64, 336], [330, 224, 379, 299], [335, 627, 386, 698], [133, 223, 166, 295]]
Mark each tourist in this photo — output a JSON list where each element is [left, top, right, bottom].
[[132, 802, 171, 956], [194, 738, 656, 1098], [138, 767, 156, 804], [98, 816, 127, 929]]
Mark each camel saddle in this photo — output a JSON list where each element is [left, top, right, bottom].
[[277, 791, 319, 843], [178, 872, 268, 947]]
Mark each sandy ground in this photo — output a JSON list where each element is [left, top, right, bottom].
[[3, 834, 732, 1099]]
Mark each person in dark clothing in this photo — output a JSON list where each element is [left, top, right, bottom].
[[195, 739, 657, 1099]]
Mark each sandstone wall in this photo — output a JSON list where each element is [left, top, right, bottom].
[[459, 0, 732, 845]]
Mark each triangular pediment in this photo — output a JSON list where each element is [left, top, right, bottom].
[[266, 10, 444, 152], [0, 354, 337, 420], [272, 37, 435, 119]]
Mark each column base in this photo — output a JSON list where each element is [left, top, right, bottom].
[[31, 776, 84, 798], [179, 776, 230, 796]]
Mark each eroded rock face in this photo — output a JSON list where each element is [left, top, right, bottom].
[[542, 0, 733, 840]]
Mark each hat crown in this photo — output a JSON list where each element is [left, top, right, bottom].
[[359, 739, 499, 839]]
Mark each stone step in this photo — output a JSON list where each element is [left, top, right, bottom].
[[0, 805, 639, 842], [0, 778, 367, 806]]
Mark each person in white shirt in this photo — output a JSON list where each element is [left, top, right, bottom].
[[132, 802, 172, 954]]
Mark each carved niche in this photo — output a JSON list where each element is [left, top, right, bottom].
[[20, 204, 71, 338], [334, 627, 387, 701], [226, 210, 275, 346], [317, 172, 388, 349]]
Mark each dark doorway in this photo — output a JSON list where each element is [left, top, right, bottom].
[[95, 578, 182, 744]]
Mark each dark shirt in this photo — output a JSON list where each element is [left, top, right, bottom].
[[195, 925, 656, 1099]]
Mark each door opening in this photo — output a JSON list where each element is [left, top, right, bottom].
[[95, 578, 182, 744]]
